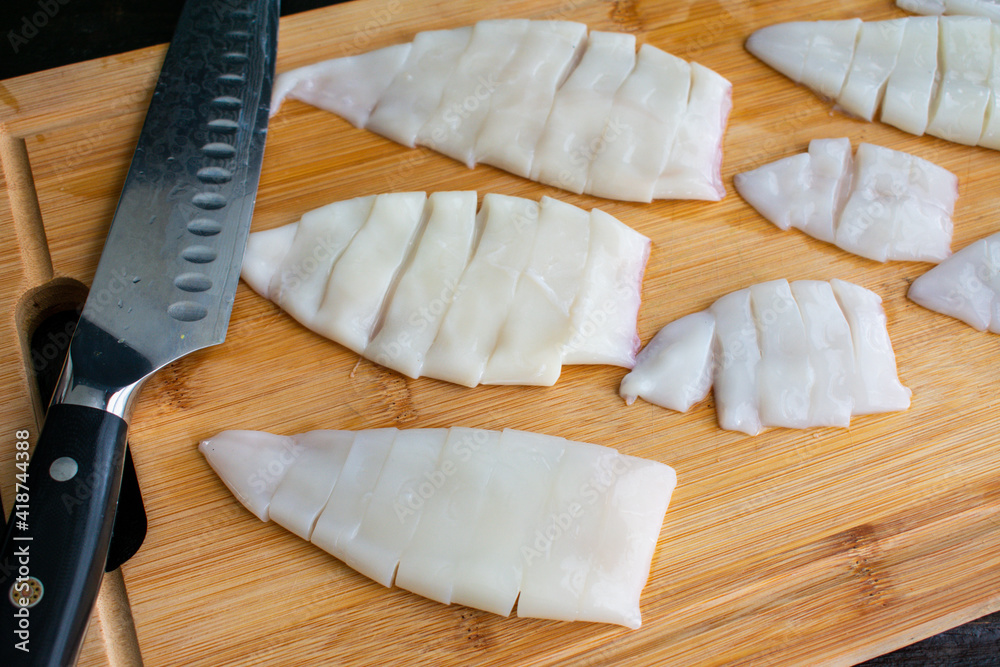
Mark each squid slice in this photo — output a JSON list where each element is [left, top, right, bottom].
[[790, 280, 856, 427], [897, 0, 1000, 20], [837, 19, 907, 122], [585, 44, 691, 202], [926, 16, 993, 145], [474, 21, 588, 178], [515, 440, 620, 623], [243, 192, 649, 387], [619, 279, 909, 433], [481, 197, 591, 386], [908, 231, 1000, 332], [710, 289, 763, 436], [578, 456, 675, 628], [200, 427, 677, 629], [313, 192, 427, 354], [734, 139, 957, 263], [750, 279, 813, 429], [366, 28, 473, 148], [420, 194, 540, 387], [394, 428, 502, 604], [345, 428, 448, 587], [266, 196, 376, 324], [271, 20, 732, 202], [531, 31, 637, 194], [310, 428, 398, 569], [268, 430, 355, 541], [561, 209, 650, 367], [881, 17, 939, 136], [979, 23, 1000, 150], [830, 279, 912, 414], [801, 19, 863, 100], [366, 192, 478, 378], [450, 429, 566, 616], [746, 16, 1000, 148], [654, 62, 732, 201]]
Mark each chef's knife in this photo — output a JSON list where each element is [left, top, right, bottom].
[[0, 0, 279, 663]]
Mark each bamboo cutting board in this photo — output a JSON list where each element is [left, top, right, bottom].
[[2, 0, 1000, 664]]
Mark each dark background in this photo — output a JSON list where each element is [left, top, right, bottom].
[[1, 0, 998, 664], [0, 0, 339, 80]]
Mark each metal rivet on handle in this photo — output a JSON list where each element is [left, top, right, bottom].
[[9, 577, 43, 609], [49, 456, 79, 482]]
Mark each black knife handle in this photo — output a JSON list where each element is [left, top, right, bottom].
[[0, 403, 128, 666]]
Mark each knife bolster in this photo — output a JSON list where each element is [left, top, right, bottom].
[[52, 316, 153, 424]]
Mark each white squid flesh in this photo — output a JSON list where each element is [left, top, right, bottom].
[[908, 231, 1000, 332], [619, 279, 910, 434], [746, 16, 1000, 149], [897, 0, 1000, 20], [241, 192, 650, 387], [271, 20, 732, 202], [734, 138, 958, 263], [200, 427, 677, 629]]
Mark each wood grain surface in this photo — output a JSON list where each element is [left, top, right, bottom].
[[2, 1, 1000, 665]]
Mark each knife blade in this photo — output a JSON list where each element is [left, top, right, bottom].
[[0, 0, 279, 663]]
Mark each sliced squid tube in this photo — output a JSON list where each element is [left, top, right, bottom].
[[201, 426, 677, 628]]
